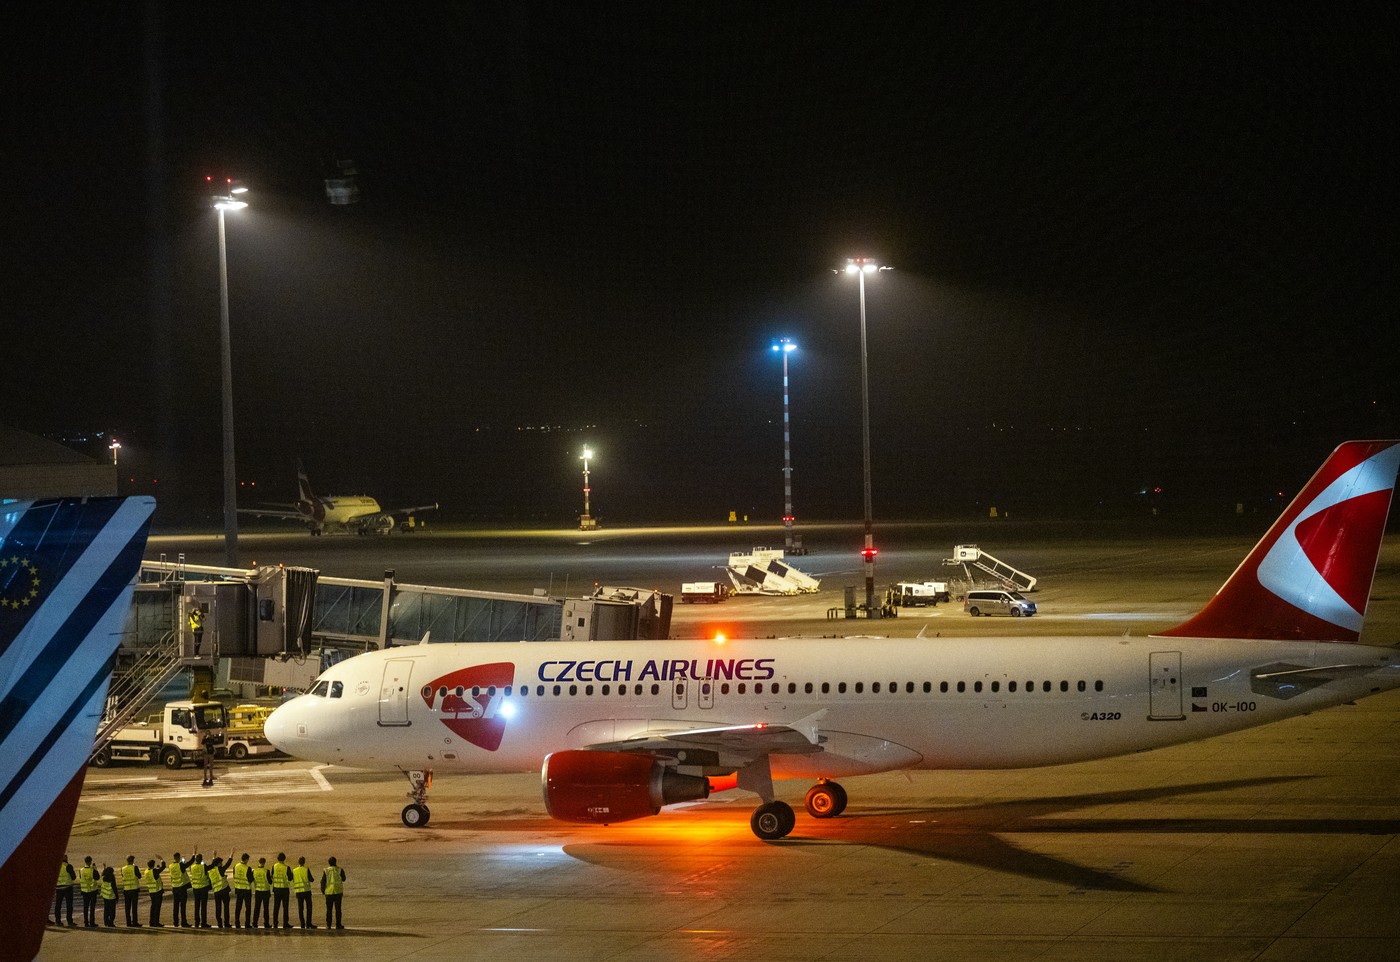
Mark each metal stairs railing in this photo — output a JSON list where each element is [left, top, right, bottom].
[[91, 628, 185, 759]]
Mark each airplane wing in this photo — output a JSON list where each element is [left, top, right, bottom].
[[583, 715, 826, 771], [236, 507, 307, 521], [385, 502, 438, 517]]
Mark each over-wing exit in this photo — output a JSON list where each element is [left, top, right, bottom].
[[266, 441, 1400, 840]]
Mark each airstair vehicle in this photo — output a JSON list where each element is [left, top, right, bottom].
[[725, 548, 821, 595], [943, 544, 1038, 592]]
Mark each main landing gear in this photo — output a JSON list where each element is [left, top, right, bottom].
[[402, 769, 432, 827], [744, 770, 849, 840]]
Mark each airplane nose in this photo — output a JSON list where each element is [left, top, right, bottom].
[[264, 701, 299, 753]]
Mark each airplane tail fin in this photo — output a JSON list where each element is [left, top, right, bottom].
[[1159, 440, 1400, 642], [295, 458, 316, 503], [0, 496, 156, 961]]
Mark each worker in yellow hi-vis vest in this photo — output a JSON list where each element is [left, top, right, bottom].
[[320, 856, 346, 929]]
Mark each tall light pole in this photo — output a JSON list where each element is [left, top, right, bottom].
[[212, 178, 247, 567], [845, 257, 890, 617], [771, 338, 798, 554], [579, 446, 597, 530]]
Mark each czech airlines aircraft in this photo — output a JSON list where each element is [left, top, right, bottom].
[[239, 459, 438, 535], [265, 441, 1400, 840], [0, 496, 156, 961]]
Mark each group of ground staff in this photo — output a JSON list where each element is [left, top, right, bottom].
[[54, 851, 347, 931]]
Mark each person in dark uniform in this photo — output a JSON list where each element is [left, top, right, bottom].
[[54, 855, 77, 926], [251, 857, 272, 929], [291, 856, 316, 929], [144, 857, 167, 927], [232, 852, 253, 928], [169, 852, 191, 927], [189, 605, 204, 655], [78, 856, 99, 927], [119, 854, 142, 926], [321, 856, 346, 929], [100, 866, 118, 927], [208, 852, 232, 928]]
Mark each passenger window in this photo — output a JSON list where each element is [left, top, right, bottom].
[[1009, 681, 1017, 692], [585, 685, 594, 696], [650, 684, 660, 696], [552, 685, 561, 696], [738, 683, 747, 695], [1060, 681, 1069, 692], [601, 684, 610, 695], [821, 682, 830, 694], [838, 682, 847, 694], [788, 683, 797, 694], [1095, 680, 1104, 692], [922, 682, 931, 693], [721, 683, 730, 695], [991, 681, 999, 693], [804, 682, 813, 694], [854, 682, 864, 694], [974, 681, 983, 693], [1042, 681, 1051, 692], [1077, 680, 1086, 692], [940, 681, 948, 693], [569, 685, 578, 696], [873, 682, 881, 693], [956, 681, 966, 693]]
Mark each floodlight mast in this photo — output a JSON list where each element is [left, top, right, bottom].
[[772, 338, 798, 553], [844, 257, 890, 617], [579, 446, 597, 530], [210, 176, 248, 567]]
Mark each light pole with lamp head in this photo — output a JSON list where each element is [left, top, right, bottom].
[[211, 178, 247, 567], [771, 338, 799, 554], [579, 446, 597, 530], [844, 257, 891, 617]]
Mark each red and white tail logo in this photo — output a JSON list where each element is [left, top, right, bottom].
[[1161, 440, 1400, 642]]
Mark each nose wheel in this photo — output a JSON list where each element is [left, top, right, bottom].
[[401, 769, 433, 828]]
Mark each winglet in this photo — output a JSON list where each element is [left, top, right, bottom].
[[1159, 441, 1400, 642], [0, 496, 156, 961]]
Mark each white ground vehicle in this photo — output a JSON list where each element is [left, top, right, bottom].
[[681, 582, 731, 604], [92, 700, 226, 769], [890, 581, 950, 607]]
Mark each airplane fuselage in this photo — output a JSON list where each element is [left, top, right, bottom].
[[270, 635, 1400, 779]]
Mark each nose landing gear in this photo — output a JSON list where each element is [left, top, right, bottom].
[[401, 769, 432, 827]]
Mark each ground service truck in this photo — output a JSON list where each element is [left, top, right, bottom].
[[92, 700, 227, 769]]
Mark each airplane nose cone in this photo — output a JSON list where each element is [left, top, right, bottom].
[[264, 701, 298, 754]]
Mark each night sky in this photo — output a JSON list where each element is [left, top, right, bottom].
[[4, 3, 1397, 525]]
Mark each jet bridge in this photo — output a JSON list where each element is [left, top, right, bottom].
[[944, 544, 1038, 592]]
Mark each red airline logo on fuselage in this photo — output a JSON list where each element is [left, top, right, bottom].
[[421, 663, 515, 751]]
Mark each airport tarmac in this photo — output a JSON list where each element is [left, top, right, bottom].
[[40, 522, 1400, 961]]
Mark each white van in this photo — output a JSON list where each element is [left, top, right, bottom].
[[963, 589, 1036, 617]]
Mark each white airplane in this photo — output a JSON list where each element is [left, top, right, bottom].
[[239, 458, 438, 535], [0, 495, 156, 960], [265, 440, 1400, 840]]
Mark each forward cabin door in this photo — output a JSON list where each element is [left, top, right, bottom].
[[379, 659, 414, 726]]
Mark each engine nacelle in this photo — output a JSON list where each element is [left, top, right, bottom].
[[541, 750, 711, 824]]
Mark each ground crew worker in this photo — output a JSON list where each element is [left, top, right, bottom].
[[201, 729, 217, 787], [232, 852, 253, 928], [169, 852, 191, 927], [189, 853, 211, 927], [208, 852, 231, 928], [321, 856, 345, 929], [292, 856, 316, 928], [251, 857, 272, 929], [144, 857, 167, 926], [271, 851, 293, 928], [189, 605, 204, 655], [100, 865, 118, 927], [120, 854, 142, 927], [78, 856, 99, 927], [54, 855, 77, 926]]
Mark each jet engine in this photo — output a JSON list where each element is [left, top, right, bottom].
[[541, 750, 711, 824]]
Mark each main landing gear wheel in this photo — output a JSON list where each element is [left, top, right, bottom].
[[750, 801, 796, 840], [804, 780, 848, 818], [401, 803, 431, 828]]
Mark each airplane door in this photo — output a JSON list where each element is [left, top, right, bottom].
[[672, 680, 687, 710], [698, 678, 715, 710], [1148, 651, 1184, 721], [379, 658, 414, 726]]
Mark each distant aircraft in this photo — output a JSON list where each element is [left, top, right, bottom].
[[239, 459, 438, 536], [266, 441, 1400, 840], [0, 496, 156, 961]]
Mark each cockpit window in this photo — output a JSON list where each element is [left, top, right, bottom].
[[330, 681, 344, 698], [310, 680, 330, 697]]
